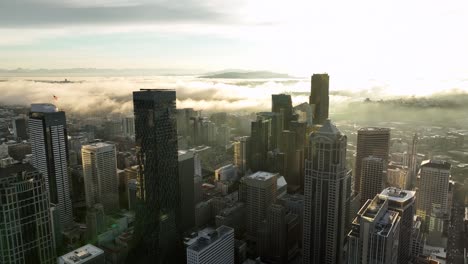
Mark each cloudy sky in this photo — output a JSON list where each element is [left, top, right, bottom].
[[1, 0, 468, 79]]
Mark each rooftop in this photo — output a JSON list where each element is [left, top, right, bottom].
[[30, 103, 57, 113], [81, 142, 114, 152], [58, 244, 104, 264], [358, 127, 391, 132], [246, 171, 277, 181], [186, 225, 234, 253], [379, 187, 416, 203], [420, 159, 451, 170]]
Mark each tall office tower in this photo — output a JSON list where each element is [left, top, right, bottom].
[[280, 130, 301, 190], [0, 163, 56, 264], [258, 112, 283, 150], [234, 136, 250, 175], [29, 103, 73, 228], [387, 164, 410, 190], [178, 150, 198, 232], [379, 187, 416, 264], [12, 116, 28, 140], [309, 73, 329, 125], [186, 226, 235, 264], [241, 171, 277, 240], [416, 160, 451, 222], [81, 142, 119, 213], [303, 120, 351, 264], [360, 156, 385, 205], [250, 118, 271, 172], [258, 204, 300, 263], [272, 94, 294, 130], [408, 133, 419, 188], [348, 195, 401, 264], [355, 127, 390, 196], [176, 108, 196, 137], [121, 116, 135, 138], [131, 89, 181, 263]]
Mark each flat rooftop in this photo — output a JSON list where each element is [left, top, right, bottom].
[[81, 142, 114, 152], [186, 225, 233, 253], [379, 187, 416, 203], [246, 171, 277, 181], [58, 244, 104, 264]]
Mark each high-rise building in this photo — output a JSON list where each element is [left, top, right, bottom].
[[186, 226, 235, 264], [122, 116, 135, 138], [379, 187, 416, 264], [309, 73, 329, 125], [82, 142, 119, 213], [387, 164, 410, 190], [29, 103, 73, 228], [355, 127, 390, 196], [0, 163, 56, 264], [241, 171, 277, 240], [258, 204, 300, 263], [408, 133, 419, 188], [234, 136, 250, 175], [348, 195, 401, 264], [257, 112, 283, 150], [178, 150, 197, 232], [303, 119, 351, 264], [12, 116, 28, 140], [250, 118, 271, 172], [131, 89, 181, 263], [272, 94, 294, 130], [416, 160, 451, 223], [360, 156, 385, 205]]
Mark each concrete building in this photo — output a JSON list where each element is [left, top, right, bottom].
[[241, 171, 277, 241], [29, 103, 73, 228], [303, 120, 351, 264], [360, 156, 385, 205], [250, 118, 271, 172], [186, 226, 235, 264], [309, 73, 329, 125], [379, 187, 416, 264], [0, 163, 56, 264], [215, 163, 238, 182], [355, 127, 390, 197], [58, 244, 105, 264], [179, 150, 200, 232], [12, 116, 28, 140], [348, 195, 401, 264], [416, 160, 451, 223], [82, 142, 119, 213]]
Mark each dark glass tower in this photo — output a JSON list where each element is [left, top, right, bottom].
[[131, 89, 181, 263], [272, 94, 294, 130], [309, 74, 329, 125]]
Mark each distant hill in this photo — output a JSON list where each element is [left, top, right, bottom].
[[200, 71, 294, 79]]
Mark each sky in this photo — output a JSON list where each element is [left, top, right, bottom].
[[0, 1, 467, 75]]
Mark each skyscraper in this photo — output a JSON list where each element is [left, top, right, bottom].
[[348, 195, 401, 264], [29, 103, 73, 228], [360, 156, 385, 205], [416, 160, 451, 222], [249, 118, 271, 172], [303, 119, 351, 264], [131, 89, 181, 263], [379, 187, 416, 264], [12, 116, 28, 140], [272, 94, 294, 130], [355, 127, 390, 197], [0, 163, 56, 264], [234, 136, 250, 175], [81, 142, 119, 213], [241, 171, 277, 240], [309, 73, 329, 125], [122, 116, 135, 138]]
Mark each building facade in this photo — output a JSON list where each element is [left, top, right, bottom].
[[29, 103, 73, 228], [82, 142, 119, 213], [309, 73, 329, 125], [0, 163, 56, 264], [186, 226, 235, 264], [360, 156, 385, 205], [131, 89, 182, 263], [303, 119, 351, 264]]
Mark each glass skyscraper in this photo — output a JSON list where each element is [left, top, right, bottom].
[[130, 89, 182, 263]]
